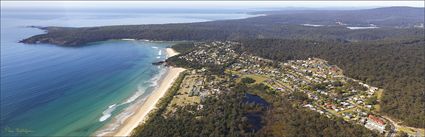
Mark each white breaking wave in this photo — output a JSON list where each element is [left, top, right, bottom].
[[99, 104, 117, 122], [98, 85, 149, 122], [149, 68, 166, 87], [94, 98, 144, 137], [158, 50, 162, 55], [124, 85, 147, 104], [94, 67, 168, 136]]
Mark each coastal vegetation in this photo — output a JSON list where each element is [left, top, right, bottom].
[[20, 7, 424, 46], [170, 42, 196, 54], [133, 83, 264, 137], [18, 6, 425, 136]]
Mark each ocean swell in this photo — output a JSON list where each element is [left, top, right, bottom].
[[94, 66, 167, 136]]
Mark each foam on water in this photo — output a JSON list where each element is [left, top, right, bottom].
[[98, 85, 149, 122], [97, 54, 167, 122], [149, 67, 166, 87], [124, 85, 147, 104], [94, 67, 167, 136], [99, 104, 117, 122], [94, 101, 141, 137]]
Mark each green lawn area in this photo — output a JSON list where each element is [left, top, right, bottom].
[[337, 107, 357, 114], [170, 94, 200, 106], [373, 104, 381, 112], [376, 89, 384, 100], [166, 74, 201, 112], [225, 70, 240, 75], [398, 126, 419, 136], [238, 74, 269, 84], [373, 89, 384, 112], [226, 69, 270, 84]]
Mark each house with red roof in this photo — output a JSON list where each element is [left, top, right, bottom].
[[365, 115, 386, 133]]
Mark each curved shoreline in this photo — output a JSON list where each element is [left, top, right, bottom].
[[97, 48, 185, 136]]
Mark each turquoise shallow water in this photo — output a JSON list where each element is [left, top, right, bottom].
[[1, 39, 172, 136], [0, 8, 255, 136]]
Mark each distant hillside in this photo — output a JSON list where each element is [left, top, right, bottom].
[[252, 7, 424, 27], [21, 7, 424, 47]]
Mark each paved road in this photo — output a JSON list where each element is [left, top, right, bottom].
[[383, 116, 424, 137], [385, 121, 396, 137]]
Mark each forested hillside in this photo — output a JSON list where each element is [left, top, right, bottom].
[[253, 7, 424, 27], [237, 38, 425, 128], [21, 7, 424, 46]]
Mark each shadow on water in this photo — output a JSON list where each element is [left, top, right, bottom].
[[243, 93, 269, 132], [244, 93, 269, 108]]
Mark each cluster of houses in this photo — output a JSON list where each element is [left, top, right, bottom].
[[175, 41, 392, 135], [230, 55, 389, 134], [184, 70, 232, 102], [177, 41, 239, 66]]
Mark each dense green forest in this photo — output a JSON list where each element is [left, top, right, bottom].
[[253, 7, 424, 27], [258, 94, 378, 137], [133, 86, 262, 137], [237, 38, 425, 128], [21, 7, 424, 46], [170, 42, 196, 53], [166, 54, 229, 74]]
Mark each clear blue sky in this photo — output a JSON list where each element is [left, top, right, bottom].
[[2, 1, 424, 9]]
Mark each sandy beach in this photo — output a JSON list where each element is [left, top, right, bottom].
[[107, 48, 185, 136]]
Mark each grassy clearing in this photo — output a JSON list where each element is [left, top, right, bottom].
[[170, 95, 200, 106], [227, 69, 270, 84], [376, 89, 384, 100], [398, 126, 417, 135], [238, 74, 269, 84], [337, 107, 357, 114], [166, 74, 201, 112], [373, 89, 384, 112]]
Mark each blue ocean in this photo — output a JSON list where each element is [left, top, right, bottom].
[[0, 8, 255, 136]]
